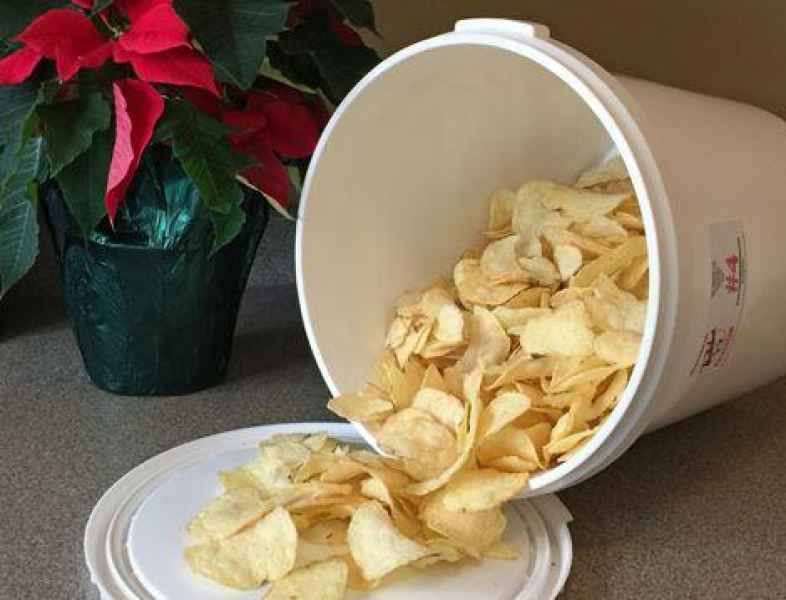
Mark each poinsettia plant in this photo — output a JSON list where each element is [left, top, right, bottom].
[[0, 0, 379, 297]]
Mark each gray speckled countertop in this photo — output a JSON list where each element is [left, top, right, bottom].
[[1, 214, 785, 600]]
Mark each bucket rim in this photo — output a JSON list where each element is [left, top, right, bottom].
[[295, 20, 680, 496]]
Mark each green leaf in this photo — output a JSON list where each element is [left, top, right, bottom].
[[167, 100, 244, 212], [0, 0, 68, 38], [0, 137, 43, 297], [209, 199, 246, 255], [330, 0, 378, 33], [277, 17, 380, 103], [0, 81, 40, 154], [174, 0, 290, 91], [55, 128, 112, 238], [258, 56, 318, 94], [39, 90, 111, 176], [267, 41, 324, 94], [91, 0, 114, 15]]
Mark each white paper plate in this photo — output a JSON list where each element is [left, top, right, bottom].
[[85, 422, 573, 600]]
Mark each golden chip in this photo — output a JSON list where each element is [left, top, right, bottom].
[[376, 408, 458, 480], [403, 369, 483, 496], [327, 393, 393, 423], [454, 259, 527, 307], [187, 487, 269, 544], [420, 489, 507, 551], [264, 558, 348, 600], [478, 391, 532, 440], [513, 301, 595, 357], [486, 188, 516, 233], [440, 469, 529, 512], [458, 307, 510, 371], [184, 507, 297, 589], [411, 387, 465, 432], [571, 235, 646, 288], [348, 501, 432, 581], [553, 244, 583, 280], [575, 155, 630, 188], [594, 330, 642, 366]]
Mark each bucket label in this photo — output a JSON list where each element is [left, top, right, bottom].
[[690, 220, 747, 376]]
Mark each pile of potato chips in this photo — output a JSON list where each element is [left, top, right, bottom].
[[185, 430, 525, 598], [184, 156, 648, 598], [329, 154, 648, 479]]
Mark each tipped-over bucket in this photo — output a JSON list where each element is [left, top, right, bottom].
[[296, 19, 786, 496]]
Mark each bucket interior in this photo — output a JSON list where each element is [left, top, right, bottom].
[[298, 41, 630, 486]]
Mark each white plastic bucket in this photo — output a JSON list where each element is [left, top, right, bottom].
[[296, 19, 786, 496]]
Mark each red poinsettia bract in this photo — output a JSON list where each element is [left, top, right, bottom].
[[106, 79, 164, 222], [224, 84, 322, 212], [0, 2, 218, 95]]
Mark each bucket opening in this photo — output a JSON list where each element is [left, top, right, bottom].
[[297, 34, 664, 494]]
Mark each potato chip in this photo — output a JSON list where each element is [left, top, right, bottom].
[[542, 225, 612, 257], [413, 538, 466, 567], [187, 488, 269, 544], [544, 427, 596, 463], [433, 303, 465, 344], [348, 501, 432, 581], [477, 422, 550, 469], [481, 235, 528, 282], [550, 400, 590, 446], [377, 408, 458, 480], [491, 306, 551, 329], [478, 391, 532, 440], [440, 469, 529, 512], [503, 286, 550, 308], [613, 210, 644, 231], [511, 181, 554, 238], [546, 361, 618, 394], [553, 244, 583, 280], [529, 180, 628, 221], [587, 369, 629, 419], [556, 437, 592, 463], [403, 369, 483, 496], [486, 188, 516, 234], [458, 307, 510, 371], [517, 256, 561, 286], [360, 476, 420, 537], [293, 535, 350, 570], [385, 317, 410, 349], [576, 215, 628, 239], [485, 455, 539, 473], [420, 489, 506, 551], [420, 364, 449, 393], [487, 355, 555, 389], [575, 155, 629, 188], [483, 541, 519, 560], [302, 433, 336, 453], [549, 286, 591, 308], [618, 255, 649, 291], [265, 558, 348, 600], [327, 393, 393, 423], [185, 507, 297, 589], [594, 330, 642, 366], [584, 275, 647, 333], [571, 235, 646, 288], [514, 301, 595, 357], [454, 258, 528, 307], [411, 388, 465, 432], [320, 459, 367, 484]]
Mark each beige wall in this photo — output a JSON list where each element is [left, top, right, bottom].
[[372, 1, 786, 120]]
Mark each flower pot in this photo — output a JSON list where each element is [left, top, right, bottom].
[[43, 157, 269, 396]]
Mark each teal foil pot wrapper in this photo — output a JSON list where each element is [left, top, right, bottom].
[[44, 155, 269, 396]]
